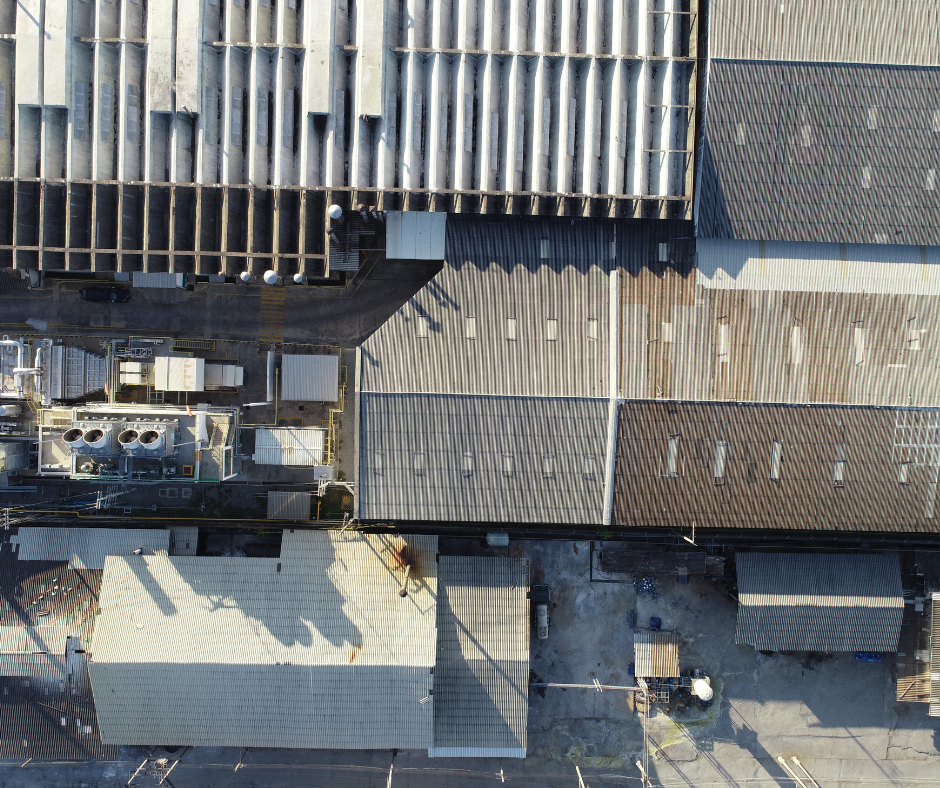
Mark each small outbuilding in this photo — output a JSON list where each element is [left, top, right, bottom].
[[735, 553, 904, 653]]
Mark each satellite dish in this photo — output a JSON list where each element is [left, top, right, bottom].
[[692, 679, 713, 701], [328, 204, 343, 220], [239, 271, 251, 283], [293, 273, 304, 284], [262, 270, 279, 285]]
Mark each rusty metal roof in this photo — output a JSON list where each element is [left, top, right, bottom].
[[634, 632, 680, 678], [613, 400, 940, 533], [621, 258, 940, 406], [735, 553, 903, 652], [707, 0, 940, 66]]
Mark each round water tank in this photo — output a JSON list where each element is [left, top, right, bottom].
[[0, 404, 22, 417], [84, 428, 110, 449], [240, 271, 251, 283], [293, 273, 304, 284], [139, 429, 164, 451], [693, 679, 713, 701], [63, 427, 85, 446], [119, 429, 140, 449], [263, 270, 279, 285], [328, 204, 343, 220]]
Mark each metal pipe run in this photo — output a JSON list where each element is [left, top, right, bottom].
[[529, 682, 643, 692]]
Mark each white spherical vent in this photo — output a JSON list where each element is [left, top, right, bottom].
[[328, 204, 344, 220], [293, 273, 304, 284], [239, 271, 251, 283], [262, 270, 279, 285], [693, 679, 713, 701]]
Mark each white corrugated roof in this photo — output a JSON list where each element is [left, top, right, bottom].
[[252, 427, 326, 466], [89, 531, 438, 748], [154, 357, 205, 392], [281, 355, 339, 402]]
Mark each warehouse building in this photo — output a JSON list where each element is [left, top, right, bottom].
[[697, 1, 940, 247], [735, 553, 904, 653], [88, 530, 531, 755], [0, 0, 698, 277]]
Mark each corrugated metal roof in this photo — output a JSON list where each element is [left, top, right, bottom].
[[359, 393, 608, 524], [132, 272, 185, 288], [11, 528, 170, 569], [252, 427, 326, 466], [735, 553, 903, 652], [154, 357, 205, 392], [431, 556, 529, 758], [281, 354, 339, 402], [708, 1, 940, 66], [362, 215, 694, 398], [622, 257, 940, 406], [634, 632, 681, 678], [89, 531, 439, 748], [698, 60, 940, 246], [614, 400, 940, 533], [0, 535, 116, 760], [928, 592, 940, 716], [386, 211, 447, 260], [168, 526, 199, 556], [267, 491, 311, 520]]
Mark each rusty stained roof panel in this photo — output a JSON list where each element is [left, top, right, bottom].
[[621, 259, 940, 407], [613, 399, 940, 533], [707, 0, 940, 66], [634, 632, 680, 678]]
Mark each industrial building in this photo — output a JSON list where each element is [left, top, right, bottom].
[[735, 553, 904, 653], [86, 530, 530, 754], [697, 0, 940, 247], [0, 0, 698, 278]]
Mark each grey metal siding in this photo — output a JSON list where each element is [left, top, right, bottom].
[[431, 556, 529, 758], [614, 400, 940, 533], [708, 1, 940, 66], [735, 553, 904, 652], [360, 394, 608, 524], [699, 60, 940, 246]]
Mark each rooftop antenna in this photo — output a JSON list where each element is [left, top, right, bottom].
[[683, 520, 696, 546]]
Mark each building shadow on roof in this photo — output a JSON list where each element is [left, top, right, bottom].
[[444, 214, 696, 278]]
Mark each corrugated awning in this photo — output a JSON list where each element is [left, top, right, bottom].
[[634, 632, 680, 678]]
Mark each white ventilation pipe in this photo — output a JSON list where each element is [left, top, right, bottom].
[[0, 336, 27, 397], [266, 350, 275, 403]]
